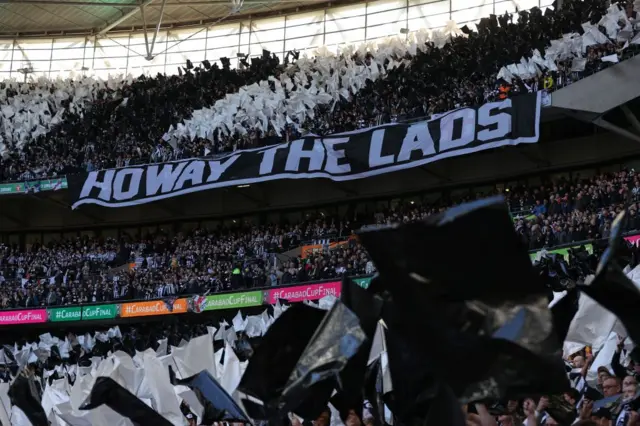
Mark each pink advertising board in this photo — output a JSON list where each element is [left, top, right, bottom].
[[0, 309, 47, 325], [265, 281, 342, 304], [625, 234, 640, 246]]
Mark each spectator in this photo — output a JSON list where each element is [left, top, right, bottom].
[[602, 376, 622, 397]]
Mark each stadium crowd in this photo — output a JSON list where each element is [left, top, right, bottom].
[[1, 168, 639, 310], [0, 0, 639, 183], [0, 1, 640, 425], [0, 215, 639, 426], [0, 314, 639, 426]]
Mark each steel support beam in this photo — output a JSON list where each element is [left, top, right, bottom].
[[153, 0, 296, 4], [97, 0, 156, 36], [148, 0, 167, 58], [139, 0, 169, 60], [0, 0, 303, 6], [593, 117, 640, 145], [140, 3, 151, 58], [621, 104, 640, 136], [0, 0, 138, 4]]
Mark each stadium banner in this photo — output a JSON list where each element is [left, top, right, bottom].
[[203, 291, 263, 311], [189, 291, 264, 313], [120, 298, 188, 318], [69, 93, 541, 209], [265, 281, 342, 304], [0, 309, 48, 325], [82, 304, 119, 321], [48, 307, 82, 322], [529, 243, 594, 263], [300, 236, 358, 259], [0, 177, 67, 195], [625, 234, 640, 246], [352, 276, 372, 289]]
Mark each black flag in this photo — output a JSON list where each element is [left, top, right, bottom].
[[8, 374, 48, 426], [178, 370, 251, 424], [80, 376, 173, 426]]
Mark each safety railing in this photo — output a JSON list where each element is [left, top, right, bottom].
[[0, 275, 373, 326]]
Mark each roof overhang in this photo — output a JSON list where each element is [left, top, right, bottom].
[[0, 0, 360, 38]]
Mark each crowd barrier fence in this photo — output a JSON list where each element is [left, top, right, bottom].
[[2, 227, 639, 326], [0, 276, 373, 327]]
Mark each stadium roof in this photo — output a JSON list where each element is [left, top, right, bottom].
[[0, 0, 359, 38]]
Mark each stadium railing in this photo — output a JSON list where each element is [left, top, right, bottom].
[[0, 276, 370, 327], [0, 224, 637, 330]]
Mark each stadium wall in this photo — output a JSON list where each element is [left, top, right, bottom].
[[1, 131, 638, 233]]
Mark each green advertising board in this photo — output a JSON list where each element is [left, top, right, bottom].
[[204, 291, 263, 311], [0, 178, 68, 195], [530, 243, 594, 263], [48, 307, 82, 322], [352, 277, 372, 289], [82, 304, 118, 320]]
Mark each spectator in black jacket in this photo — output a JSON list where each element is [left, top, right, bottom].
[[612, 336, 640, 382]]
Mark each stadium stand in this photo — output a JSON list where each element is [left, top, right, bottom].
[[2, 168, 640, 311], [1, 0, 639, 182], [1, 0, 640, 425]]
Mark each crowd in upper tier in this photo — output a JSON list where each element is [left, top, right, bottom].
[[1, 0, 639, 182], [2, 168, 640, 309]]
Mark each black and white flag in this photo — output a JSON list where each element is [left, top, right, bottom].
[[70, 93, 541, 209]]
